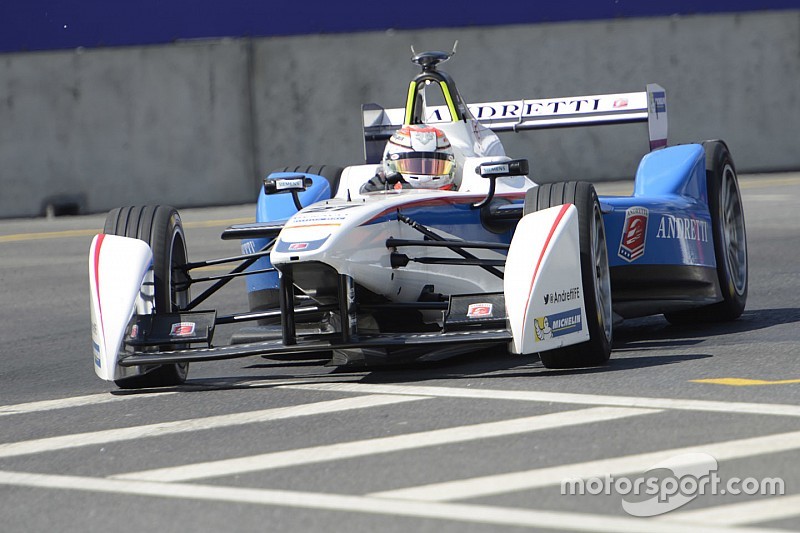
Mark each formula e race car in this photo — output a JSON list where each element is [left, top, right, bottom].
[[89, 49, 747, 389]]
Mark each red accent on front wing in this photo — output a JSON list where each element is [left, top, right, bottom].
[[521, 204, 572, 340], [93, 234, 106, 347]]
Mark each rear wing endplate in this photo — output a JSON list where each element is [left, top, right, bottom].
[[362, 84, 667, 164]]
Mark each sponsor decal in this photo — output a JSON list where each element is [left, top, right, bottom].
[[544, 287, 581, 305], [466, 303, 493, 319], [613, 98, 629, 108], [618, 206, 649, 262], [652, 91, 666, 115], [93, 341, 101, 367], [534, 308, 582, 341], [241, 240, 257, 255], [275, 178, 304, 191], [413, 129, 435, 146], [288, 242, 309, 251], [471, 98, 602, 120], [480, 164, 509, 176], [170, 322, 196, 337], [656, 215, 709, 242]]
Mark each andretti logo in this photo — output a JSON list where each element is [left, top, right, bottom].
[[618, 206, 649, 262]]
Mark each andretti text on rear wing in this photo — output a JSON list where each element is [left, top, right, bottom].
[[362, 84, 667, 164]]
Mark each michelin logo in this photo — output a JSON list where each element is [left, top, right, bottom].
[[534, 308, 582, 342]]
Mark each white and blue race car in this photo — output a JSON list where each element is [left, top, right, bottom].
[[89, 49, 747, 388]]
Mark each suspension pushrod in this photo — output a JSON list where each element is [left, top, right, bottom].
[[396, 213, 505, 279], [183, 240, 275, 311], [408, 256, 507, 267], [183, 266, 277, 286], [181, 247, 273, 271], [386, 238, 509, 250]]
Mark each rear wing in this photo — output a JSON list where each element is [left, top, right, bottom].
[[362, 84, 667, 164]]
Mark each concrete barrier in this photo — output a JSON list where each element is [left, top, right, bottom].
[[1, 10, 797, 218]]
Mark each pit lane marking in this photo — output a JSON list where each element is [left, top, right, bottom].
[[0, 391, 178, 417], [113, 406, 657, 482], [371, 428, 800, 502], [281, 382, 800, 417], [0, 394, 424, 459], [692, 378, 800, 386], [0, 470, 779, 533]]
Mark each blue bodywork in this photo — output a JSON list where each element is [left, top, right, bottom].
[[601, 144, 715, 269], [244, 173, 334, 297]]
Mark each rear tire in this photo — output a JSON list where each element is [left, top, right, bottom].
[[664, 141, 747, 325], [105, 206, 190, 388], [524, 182, 613, 369]]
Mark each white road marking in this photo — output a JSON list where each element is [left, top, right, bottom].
[[0, 470, 782, 533], [115, 406, 657, 482], [0, 391, 178, 417], [0, 394, 424, 459], [371, 429, 800, 502], [282, 382, 800, 418], [661, 494, 800, 526]]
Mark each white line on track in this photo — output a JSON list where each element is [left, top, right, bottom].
[[0, 470, 783, 533], [0, 394, 424, 459], [371, 429, 800, 502], [281, 382, 800, 418], [0, 391, 178, 417], [114, 406, 657, 482], [661, 494, 800, 526]]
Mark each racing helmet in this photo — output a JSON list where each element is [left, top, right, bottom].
[[383, 125, 456, 190]]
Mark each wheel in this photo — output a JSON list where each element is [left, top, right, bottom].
[[524, 182, 613, 368], [664, 141, 748, 324], [104, 206, 191, 388]]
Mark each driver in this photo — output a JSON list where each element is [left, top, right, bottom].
[[360, 124, 457, 193]]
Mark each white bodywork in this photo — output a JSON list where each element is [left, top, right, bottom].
[[89, 234, 154, 381], [504, 204, 588, 354]]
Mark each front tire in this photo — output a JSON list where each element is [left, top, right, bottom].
[[524, 182, 613, 368], [104, 206, 190, 388]]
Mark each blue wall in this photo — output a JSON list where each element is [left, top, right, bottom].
[[2, 0, 798, 53]]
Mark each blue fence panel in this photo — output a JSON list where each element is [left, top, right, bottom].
[[1, 0, 798, 53]]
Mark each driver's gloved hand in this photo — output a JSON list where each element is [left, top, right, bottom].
[[360, 171, 406, 193]]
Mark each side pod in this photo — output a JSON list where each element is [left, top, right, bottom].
[[504, 204, 589, 354], [89, 234, 153, 381]]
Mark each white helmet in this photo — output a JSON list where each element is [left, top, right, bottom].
[[383, 125, 456, 190]]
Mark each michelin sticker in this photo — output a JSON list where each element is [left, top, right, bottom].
[[534, 308, 582, 342]]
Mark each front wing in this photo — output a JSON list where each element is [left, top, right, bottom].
[[118, 328, 512, 367]]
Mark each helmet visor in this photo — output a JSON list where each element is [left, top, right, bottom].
[[386, 152, 454, 176]]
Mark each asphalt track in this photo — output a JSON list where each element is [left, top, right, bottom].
[[0, 174, 798, 532]]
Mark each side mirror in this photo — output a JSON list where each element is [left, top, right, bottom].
[[263, 173, 313, 210], [473, 159, 529, 209], [477, 159, 529, 179]]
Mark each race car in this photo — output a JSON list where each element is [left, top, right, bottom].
[[89, 49, 747, 389]]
